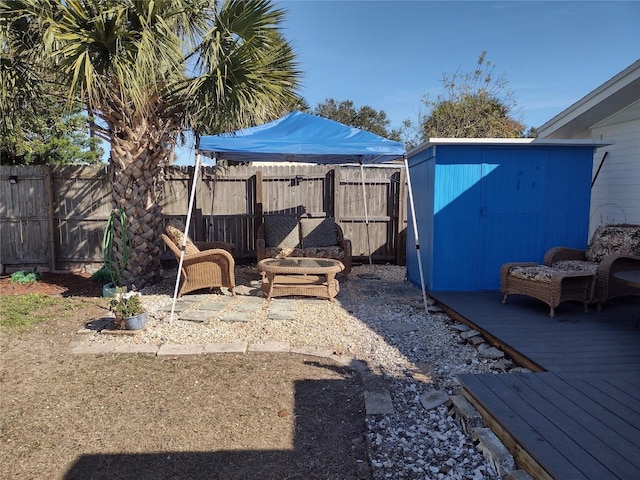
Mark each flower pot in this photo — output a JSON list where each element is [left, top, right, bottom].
[[103, 284, 127, 297], [123, 311, 147, 330]]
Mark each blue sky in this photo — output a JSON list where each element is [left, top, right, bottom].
[[279, 0, 639, 129], [174, 0, 639, 164]]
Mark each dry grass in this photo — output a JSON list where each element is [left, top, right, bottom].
[[0, 275, 371, 480]]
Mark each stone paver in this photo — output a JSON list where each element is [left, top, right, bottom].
[[248, 342, 291, 353], [270, 298, 297, 307], [157, 344, 204, 356], [113, 344, 159, 354], [160, 302, 193, 313], [267, 311, 296, 321], [187, 294, 232, 302], [197, 302, 229, 312], [220, 312, 251, 323], [364, 391, 394, 415], [204, 342, 248, 353], [233, 302, 262, 313], [472, 427, 516, 477], [419, 389, 449, 410], [179, 311, 213, 323]]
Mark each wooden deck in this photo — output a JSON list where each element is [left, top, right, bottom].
[[429, 291, 640, 480]]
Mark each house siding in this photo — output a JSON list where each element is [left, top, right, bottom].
[[589, 117, 640, 236]]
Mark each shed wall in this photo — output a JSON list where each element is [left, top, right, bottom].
[[407, 145, 593, 292]]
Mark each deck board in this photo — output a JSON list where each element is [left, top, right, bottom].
[[431, 291, 640, 480]]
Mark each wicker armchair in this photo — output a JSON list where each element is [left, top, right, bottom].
[[161, 224, 235, 297], [543, 224, 640, 309]]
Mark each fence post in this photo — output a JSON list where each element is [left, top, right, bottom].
[[43, 165, 56, 271], [334, 165, 341, 222], [397, 167, 408, 265], [255, 171, 263, 221]]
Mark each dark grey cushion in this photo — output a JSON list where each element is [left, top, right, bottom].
[[264, 216, 300, 248], [300, 218, 337, 248]]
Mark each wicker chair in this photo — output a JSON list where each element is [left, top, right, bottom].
[[161, 224, 235, 297], [543, 224, 640, 309]]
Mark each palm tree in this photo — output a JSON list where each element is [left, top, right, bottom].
[[1, 0, 301, 287]]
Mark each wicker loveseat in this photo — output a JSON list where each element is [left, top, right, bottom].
[[161, 222, 236, 297], [256, 216, 352, 275], [543, 223, 640, 309]]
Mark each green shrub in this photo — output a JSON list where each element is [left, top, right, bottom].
[[90, 266, 112, 284], [9, 270, 42, 284]]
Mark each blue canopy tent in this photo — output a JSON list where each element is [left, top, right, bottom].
[[169, 111, 427, 319], [198, 110, 406, 163]]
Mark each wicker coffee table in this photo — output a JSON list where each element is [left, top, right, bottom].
[[258, 258, 345, 301]]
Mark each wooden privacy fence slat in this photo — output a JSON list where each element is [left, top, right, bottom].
[[0, 163, 407, 273]]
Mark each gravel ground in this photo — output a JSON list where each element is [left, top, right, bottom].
[[86, 264, 506, 479]]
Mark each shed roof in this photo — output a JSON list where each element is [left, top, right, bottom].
[[408, 137, 611, 157]]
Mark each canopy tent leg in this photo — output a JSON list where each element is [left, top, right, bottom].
[[169, 153, 203, 323], [404, 157, 428, 315], [360, 162, 373, 265]]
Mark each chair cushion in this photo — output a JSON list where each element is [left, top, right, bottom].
[[552, 260, 599, 275], [585, 224, 640, 263], [165, 221, 200, 255], [264, 216, 300, 248], [302, 246, 345, 260], [509, 265, 557, 283], [264, 247, 304, 259], [300, 218, 338, 248]]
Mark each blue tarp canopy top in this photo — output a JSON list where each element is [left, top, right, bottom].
[[197, 111, 406, 163]]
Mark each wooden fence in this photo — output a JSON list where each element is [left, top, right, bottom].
[[0, 163, 407, 273]]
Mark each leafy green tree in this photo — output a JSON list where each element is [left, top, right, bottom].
[[1, 21, 102, 165], [1, 109, 104, 165], [2, 0, 300, 287], [419, 51, 526, 140], [313, 99, 402, 141]]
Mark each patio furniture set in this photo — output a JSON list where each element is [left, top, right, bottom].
[[501, 224, 640, 317], [162, 218, 640, 314], [162, 216, 351, 301]]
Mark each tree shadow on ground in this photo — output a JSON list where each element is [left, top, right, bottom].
[[64, 372, 371, 480]]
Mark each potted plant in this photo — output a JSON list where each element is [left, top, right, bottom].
[[108, 290, 147, 330]]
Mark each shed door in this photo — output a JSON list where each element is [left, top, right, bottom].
[[478, 149, 548, 289]]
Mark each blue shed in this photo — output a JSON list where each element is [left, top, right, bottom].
[[406, 138, 609, 292]]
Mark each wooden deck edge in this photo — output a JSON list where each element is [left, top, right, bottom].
[[434, 300, 546, 373], [460, 387, 554, 480]]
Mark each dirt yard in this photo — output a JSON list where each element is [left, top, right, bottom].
[[0, 273, 371, 479]]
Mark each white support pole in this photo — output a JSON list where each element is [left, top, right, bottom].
[[404, 157, 428, 315], [360, 162, 373, 265], [169, 153, 203, 323]]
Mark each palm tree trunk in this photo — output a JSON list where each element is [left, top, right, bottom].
[[109, 124, 172, 289]]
